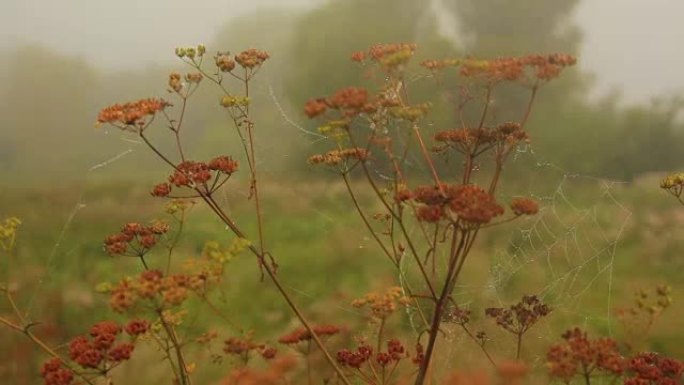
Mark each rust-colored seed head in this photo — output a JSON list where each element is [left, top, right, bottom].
[[510, 198, 539, 216], [235, 48, 270, 69], [97, 98, 170, 127], [208, 155, 239, 174], [125, 319, 150, 336], [41, 358, 74, 385], [108, 343, 135, 362], [151, 182, 172, 197], [304, 98, 328, 118]]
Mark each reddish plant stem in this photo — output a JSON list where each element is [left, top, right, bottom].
[[414, 229, 467, 385], [138, 134, 352, 385], [346, 131, 438, 300]]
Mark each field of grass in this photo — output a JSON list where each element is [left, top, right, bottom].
[[1, 169, 683, 383]]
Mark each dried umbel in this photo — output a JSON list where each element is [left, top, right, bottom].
[[351, 287, 411, 320], [308, 148, 370, 168], [336, 344, 373, 369], [351, 43, 417, 71], [67, 321, 136, 371], [40, 358, 74, 385], [107, 267, 222, 312], [546, 328, 624, 382], [624, 352, 684, 384], [337, 338, 408, 374], [510, 198, 539, 216], [215, 52, 236, 72], [124, 319, 150, 336], [97, 98, 170, 129], [434, 122, 529, 156], [151, 156, 238, 197], [485, 295, 550, 335], [403, 183, 505, 225], [103, 221, 170, 257], [234, 48, 270, 69], [421, 53, 577, 84]]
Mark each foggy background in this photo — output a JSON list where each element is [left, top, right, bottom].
[[3, 2, 684, 382], [3, 0, 683, 103], [1, 0, 684, 184]]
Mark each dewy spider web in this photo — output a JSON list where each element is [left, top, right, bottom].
[[266, 82, 634, 368], [43, 80, 632, 372], [490, 147, 631, 329]]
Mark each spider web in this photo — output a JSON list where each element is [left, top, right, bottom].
[[262, 81, 635, 370], [19, 78, 634, 378]]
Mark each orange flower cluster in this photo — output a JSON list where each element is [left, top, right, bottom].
[[97, 98, 170, 127], [303, 98, 328, 118], [169, 72, 183, 92], [215, 52, 236, 72], [351, 43, 417, 70], [68, 321, 135, 370], [546, 328, 624, 382], [168, 72, 203, 93], [337, 339, 407, 369], [108, 268, 219, 312], [434, 122, 528, 155], [422, 54, 576, 83], [485, 295, 550, 335], [398, 184, 504, 225], [124, 319, 150, 336], [304, 87, 379, 119], [510, 198, 539, 216], [624, 353, 683, 384], [235, 49, 270, 69], [154, 156, 238, 195], [449, 184, 504, 224], [336, 344, 373, 369], [40, 358, 73, 385], [169, 161, 211, 187], [351, 287, 410, 320], [308, 148, 370, 167], [103, 221, 169, 256], [277, 324, 340, 345]]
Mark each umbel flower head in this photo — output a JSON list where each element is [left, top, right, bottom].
[[97, 98, 170, 129], [399, 183, 505, 225]]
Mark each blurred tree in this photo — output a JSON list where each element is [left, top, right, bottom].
[[0, 45, 101, 184], [445, 0, 684, 179]]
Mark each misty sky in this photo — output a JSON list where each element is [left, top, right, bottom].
[[2, 0, 684, 104]]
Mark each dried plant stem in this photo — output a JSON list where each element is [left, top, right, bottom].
[[0, 315, 97, 385], [346, 131, 438, 300], [193, 193, 352, 385], [156, 312, 191, 385], [460, 324, 496, 367], [414, 230, 468, 385], [341, 174, 431, 328]]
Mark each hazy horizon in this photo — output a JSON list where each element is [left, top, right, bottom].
[[2, 0, 684, 104]]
